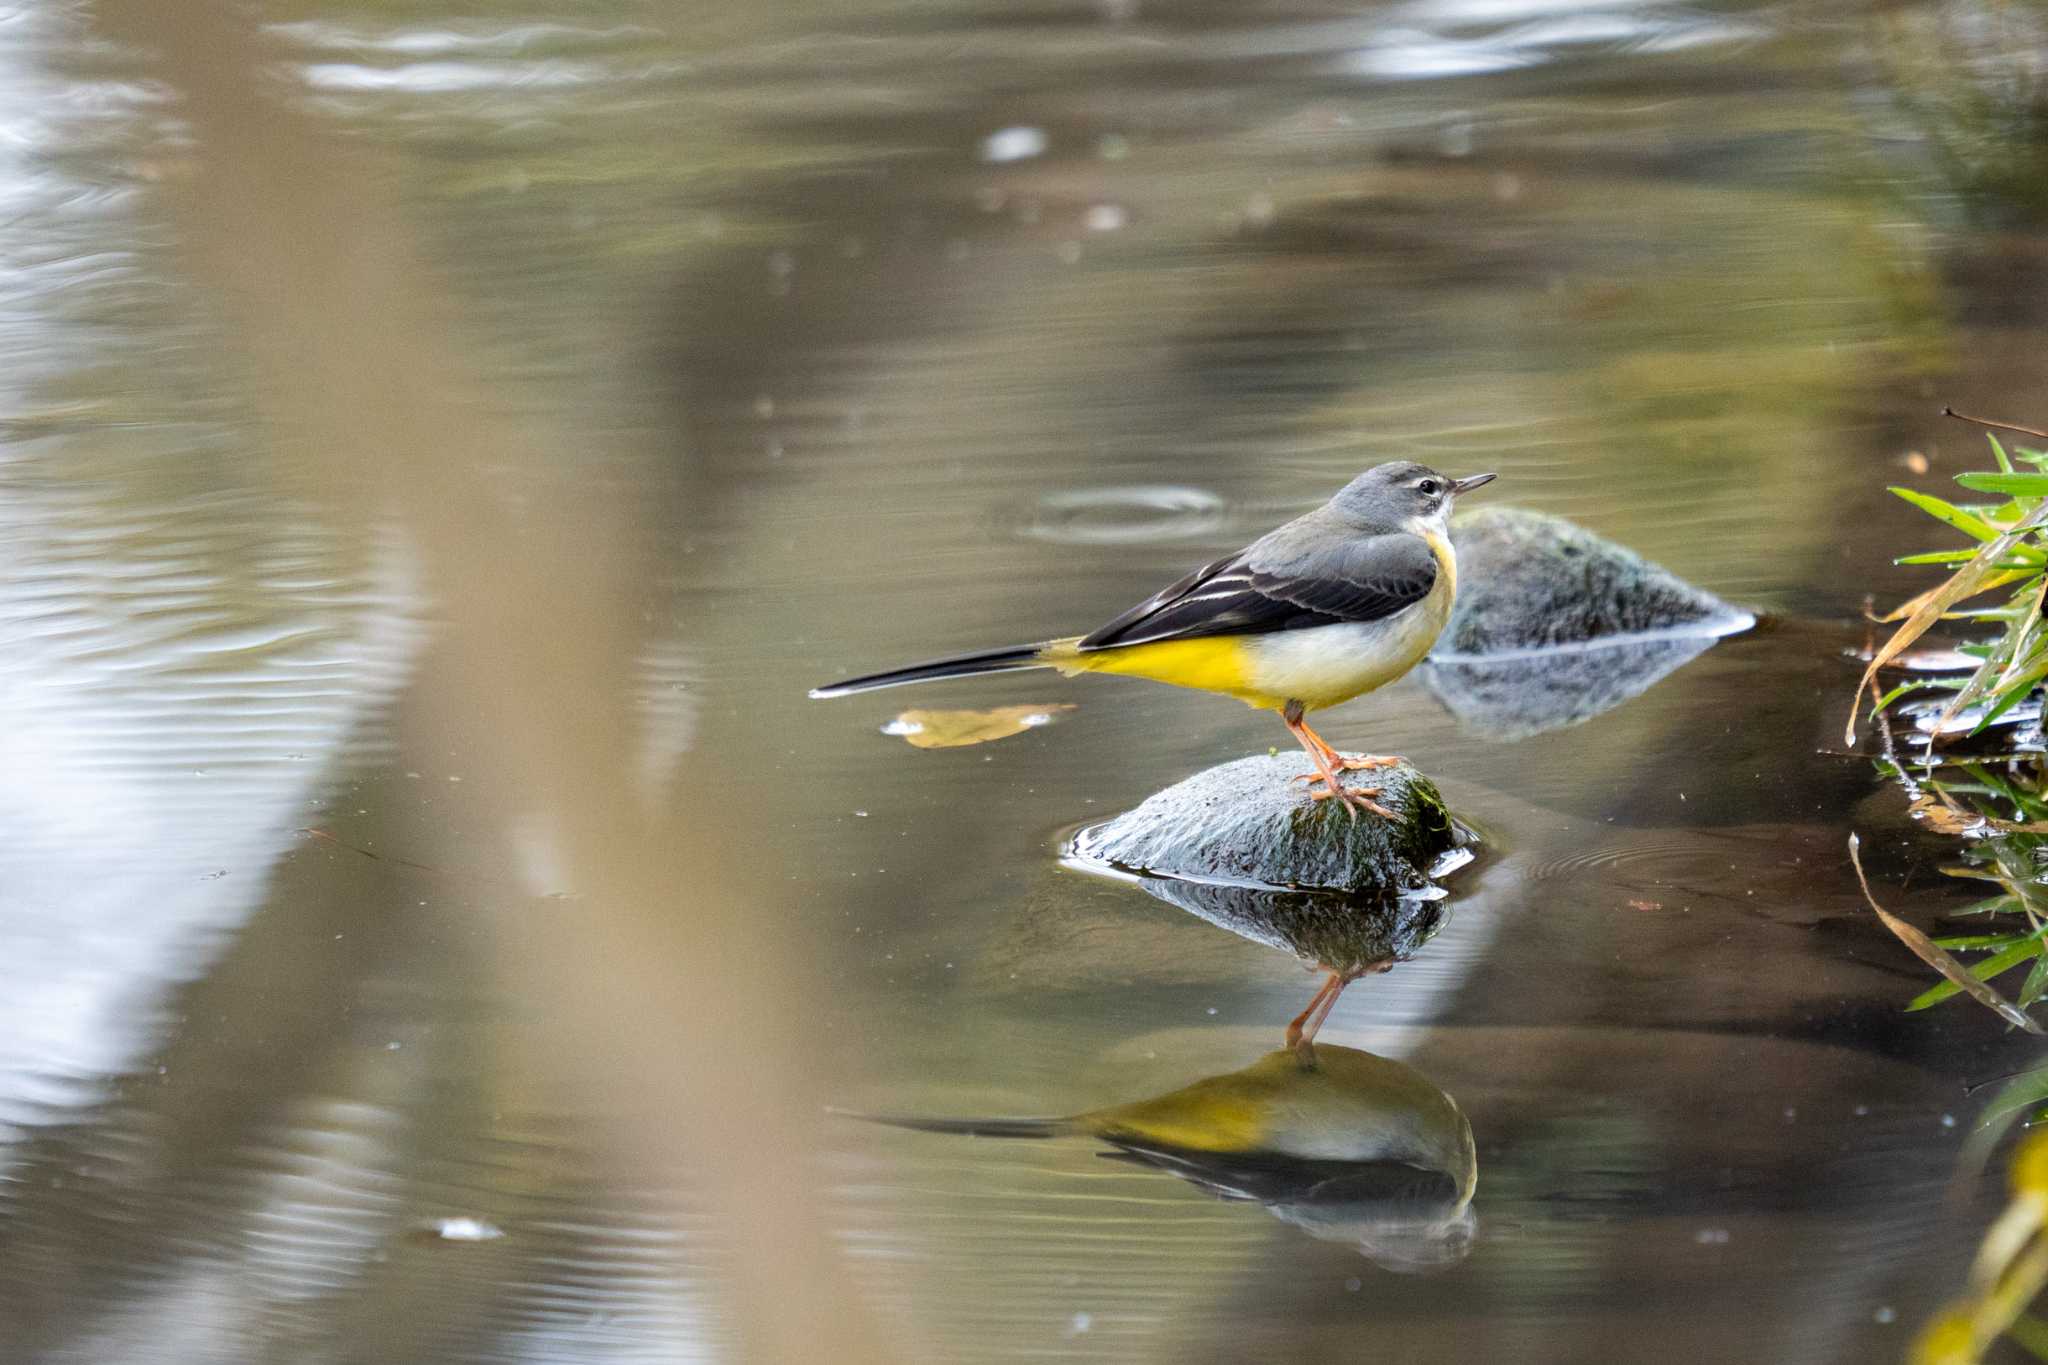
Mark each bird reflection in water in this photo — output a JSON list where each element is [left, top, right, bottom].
[[848, 1044, 1476, 1271]]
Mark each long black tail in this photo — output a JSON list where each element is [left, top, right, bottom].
[[828, 1108, 1078, 1139], [808, 641, 1054, 699]]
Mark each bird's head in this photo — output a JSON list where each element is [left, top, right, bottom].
[[1330, 462, 1497, 535]]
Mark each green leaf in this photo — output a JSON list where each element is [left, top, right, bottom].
[[1998, 499, 2034, 524], [1992, 433, 2015, 475], [1956, 471, 2048, 497], [1872, 678, 1955, 713], [1975, 656, 2048, 731], [1933, 932, 2036, 949], [1895, 550, 2046, 569], [1893, 485, 2009, 541], [2021, 951, 2048, 1008], [1907, 936, 2044, 1010]]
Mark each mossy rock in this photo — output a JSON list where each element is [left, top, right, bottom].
[[1068, 753, 1469, 897], [1441, 505, 1754, 654]]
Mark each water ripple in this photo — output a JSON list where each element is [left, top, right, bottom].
[[1008, 485, 1228, 546], [0, 486, 422, 1159]]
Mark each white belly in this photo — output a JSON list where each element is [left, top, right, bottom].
[[1245, 589, 1452, 711]]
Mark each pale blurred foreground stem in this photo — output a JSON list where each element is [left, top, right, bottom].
[[84, 2, 891, 1360], [1916, 1131, 2048, 1364]]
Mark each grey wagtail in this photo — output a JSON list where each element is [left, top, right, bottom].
[[811, 462, 1497, 815]]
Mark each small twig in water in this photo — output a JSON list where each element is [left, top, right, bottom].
[[1944, 407, 2048, 443], [297, 826, 442, 874]]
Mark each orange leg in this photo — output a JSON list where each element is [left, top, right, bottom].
[[1294, 712, 1402, 773], [1284, 959, 1396, 1060], [1281, 703, 1397, 819], [1286, 969, 1361, 1062], [1285, 971, 1344, 1053]]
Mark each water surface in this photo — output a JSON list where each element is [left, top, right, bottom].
[[2, 0, 2044, 1360]]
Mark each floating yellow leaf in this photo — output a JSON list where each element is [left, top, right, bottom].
[[882, 704, 1076, 749]]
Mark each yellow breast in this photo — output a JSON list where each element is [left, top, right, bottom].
[[1424, 527, 1456, 597]]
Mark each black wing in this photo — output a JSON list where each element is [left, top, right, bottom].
[[1078, 532, 1438, 651], [1095, 1142, 1462, 1211]]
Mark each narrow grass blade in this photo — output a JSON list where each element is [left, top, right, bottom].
[[1977, 654, 2048, 733], [1851, 502, 2048, 742], [1872, 568, 2037, 626], [1894, 486, 2009, 543], [1907, 938, 2042, 1010], [1959, 473, 2048, 498], [1933, 932, 2037, 949], [2021, 953, 2048, 1009], [1874, 679, 1954, 714], [1897, 551, 2045, 569], [1849, 834, 2044, 1034]]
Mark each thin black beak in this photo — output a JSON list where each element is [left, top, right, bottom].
[[1451, 472, 1498, 495]]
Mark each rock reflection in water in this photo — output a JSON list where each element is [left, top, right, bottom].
[[1419, 630, 1731, 740], [854, 1044, 1476, 1273], [1124, 874, 1449, 969]]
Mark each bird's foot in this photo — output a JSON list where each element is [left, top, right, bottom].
[[1296, 777, 1396, 820], [1293, 754, 1401, 781], [1294, 773, 1409, 818]]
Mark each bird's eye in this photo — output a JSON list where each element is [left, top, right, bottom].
[[1417, 479, 1442, 497]]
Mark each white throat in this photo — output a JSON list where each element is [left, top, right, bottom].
[[1403, 507, 1453, 540]]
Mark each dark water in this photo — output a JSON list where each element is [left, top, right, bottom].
[[4, 0, 2047, 1360]]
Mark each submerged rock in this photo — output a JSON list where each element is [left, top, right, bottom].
[[1068, 752, 1470, 897], [1420, 506, 1755, 738]]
